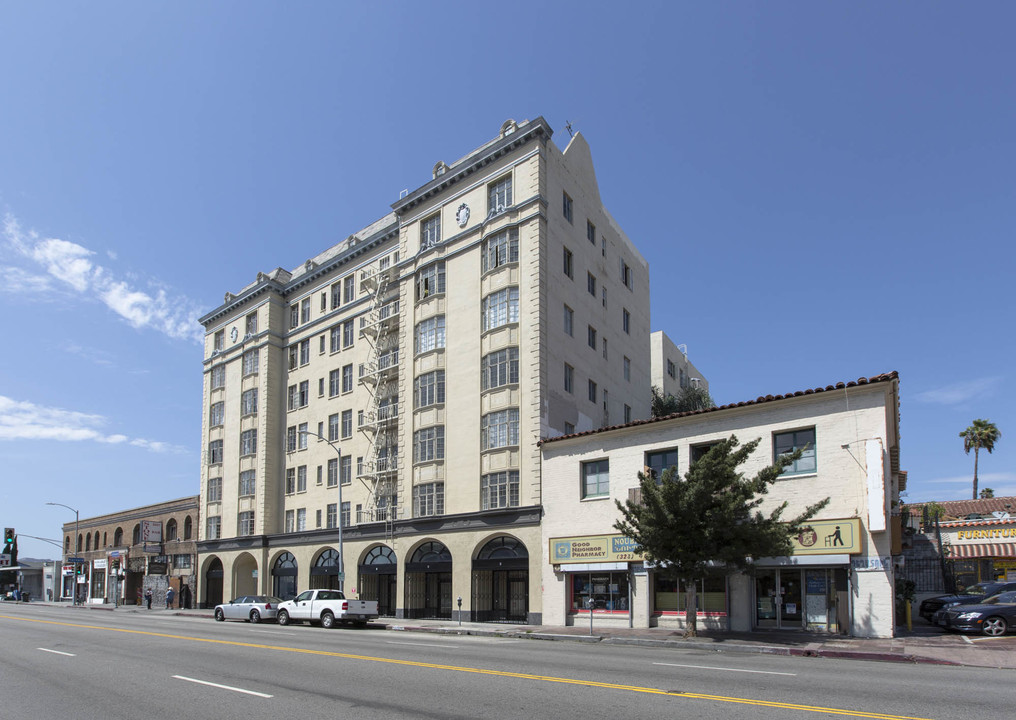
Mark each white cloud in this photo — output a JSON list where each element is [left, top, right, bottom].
[[2, 213, 206, 343], [0, 265, 54, 294], [913, 377, 1002, 405], [0, 395, 187, 454]]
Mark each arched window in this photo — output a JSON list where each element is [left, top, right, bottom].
[[76, 534, 82, 552], [102, 532, 107, 547], [166, 519, 178, 541], [410, 541, 451, 564], [477, 536, 528, 560], [65, 536, 70, 553], [132, 524, 141, 545], [94, 532, 101, 549], [272, 552, 299, 600], [113, 527, 123, 546], [85, 534, 91, 551], [364, 545, 397, 565], [183, 516, 193, 540]]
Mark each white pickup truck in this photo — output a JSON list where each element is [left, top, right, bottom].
[[276, 589, 379, 629]]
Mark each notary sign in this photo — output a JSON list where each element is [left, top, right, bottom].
[[550, 534, 643, 564], [789, 518, 862, 556]]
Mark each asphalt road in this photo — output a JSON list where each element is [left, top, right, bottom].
[[2, 604, 1013, 720]]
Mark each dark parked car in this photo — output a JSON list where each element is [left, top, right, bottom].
[[919, 581, 1016, 623], [940, 591, 1016, 636]]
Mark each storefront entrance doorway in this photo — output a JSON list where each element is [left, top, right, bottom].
[[755, 567, 845, 632]]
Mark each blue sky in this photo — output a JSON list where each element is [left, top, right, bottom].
[[2, 2, 1013, 560]]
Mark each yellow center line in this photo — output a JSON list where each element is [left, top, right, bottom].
[[2, 615, 934, 720]]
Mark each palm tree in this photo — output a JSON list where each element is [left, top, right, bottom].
[[959, 419, 1001, 500]]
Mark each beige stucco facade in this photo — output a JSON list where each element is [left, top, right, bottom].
[[540, 374, 903, 638], [650, 330, 709, 398], [197, 118, 652, 623]]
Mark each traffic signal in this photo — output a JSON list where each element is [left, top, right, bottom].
[[3, 528, 13, 544]]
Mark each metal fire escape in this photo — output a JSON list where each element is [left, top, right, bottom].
[[357, 261, 401, 539]]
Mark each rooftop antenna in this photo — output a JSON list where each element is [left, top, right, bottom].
[[564, 120, 575, 138]]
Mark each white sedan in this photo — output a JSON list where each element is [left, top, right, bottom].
[[214, 595, 283, 623]]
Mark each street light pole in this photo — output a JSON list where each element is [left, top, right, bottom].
[[46, 502, 79, 605], [298, 430, 344, 592]]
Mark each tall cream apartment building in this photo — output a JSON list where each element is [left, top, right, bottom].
[[197, 118, 651, 622]]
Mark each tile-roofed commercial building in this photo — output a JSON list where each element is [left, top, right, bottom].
[[540, 372, 903, 637]]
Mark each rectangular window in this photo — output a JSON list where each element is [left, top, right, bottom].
[[602, 286, 607, 309], [239, 470, 256, 497], [413, 426, 445, 463], [300, 298, 311, 324], [481, 286, 519, 331], [288, 345, 299, 371], [690, 442, 722, 464], [319, 335, 325, 354], [563, 247, 573, 278], [421, 213, 441, 249], [414, 370, 446, 408], [241, 388, 257, 416], [329, 324, 341, 353], [316, 508, 322, 528], [481, 470, 520, 510], [582, 459, 609, 498], [343, 320, 354, 348], [285, 510, 294, 533], [587, 325, 597, 350], [488, 175, 512, 212], [774, 428, 817, 475], [667, 359, 676, 378], [298, 422, 308, 449], [655, 575, 727, 615], [240, 429, 257, 456], [342, 364, 353, 393], [602, 337, 608, 360], [415, 262, 446, 300], [570, 571, 630, 613], [206, 516, 221, 540], [623, 404, 632, 423], [297, 508, 307, 531], [300, 339, 310, 365], [564, 363, 573, 393], [341, 410, 352, 439], [564, 421, 575, 434], [285, 468, 295, 494], [414, 315, 446, 354], [242, 349, 259, 375], [325, 503, 337, 529], [481, 408, 520, 450], [588, 379, 597, 403], [208, 440, 223, 465], [481, 348, 519, 391], [563, 304, 573, 336], [622, 308, 631, 334], [413, 482, 445, 517], [329, 369, 340, 397], [209, 401, 224, 427], [340, 502, 350, 528], [563, 191, 573, 223], [587, 272, 596, 296], [207, 477, 222, 503], [327, 458, 338, 487], [297, 465, 307, 492], [238, 511, 255, 536], [286, 426, 297, 453], [482, 228, 519, 271], [621, 260, 633, 290], [328, 413, 339, 442], [210, 365, 225, 390], [341, 455, 352, 485], [173, 553, 192, 569], [331, 282, 342, 309], [214, 329, 224, 352], [343, 275, 355, 304], [623, 356, 631, 381], [646, 448, 679, 483], [587, 220, 596, 244]]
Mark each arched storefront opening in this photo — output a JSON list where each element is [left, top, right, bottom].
[[113, 527, 123, 546], [405, 541, 452, 619], [204, 557, 224, 608], [272, 552, 298, 600], [310, 549, 341, 590], [233, 552, 258, 597], [359, 545, 397, 617], [472, 536, 529, 624]]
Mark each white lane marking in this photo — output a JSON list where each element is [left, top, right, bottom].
[[386, 640, 460, 648], [173, 675, 273, 698], [653, 662, 796, 676], [38, 648, 76, 657], [961, 635, 974, 644]]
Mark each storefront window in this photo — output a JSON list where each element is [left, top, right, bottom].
[[570, 572, 630, 612], [654, 575, 727, 615]]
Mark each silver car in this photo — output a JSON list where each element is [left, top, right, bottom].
[[214, 595, 283, 623]]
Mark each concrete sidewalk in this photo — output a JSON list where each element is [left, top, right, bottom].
[[23, 601, 1016, 670]]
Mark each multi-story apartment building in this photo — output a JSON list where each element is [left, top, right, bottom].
[[651, 330, 709, 399], [197, 118, 652, 623]]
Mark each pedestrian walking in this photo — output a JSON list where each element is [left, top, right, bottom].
[[166, 586, 175, 609], [144, 588, 153, 609]]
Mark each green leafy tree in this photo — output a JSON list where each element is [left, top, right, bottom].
[[651, 385, 716, 417], [980, 488, 995, 499], [959, 419, 1001, 500], [614, 435, 828, 636]]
